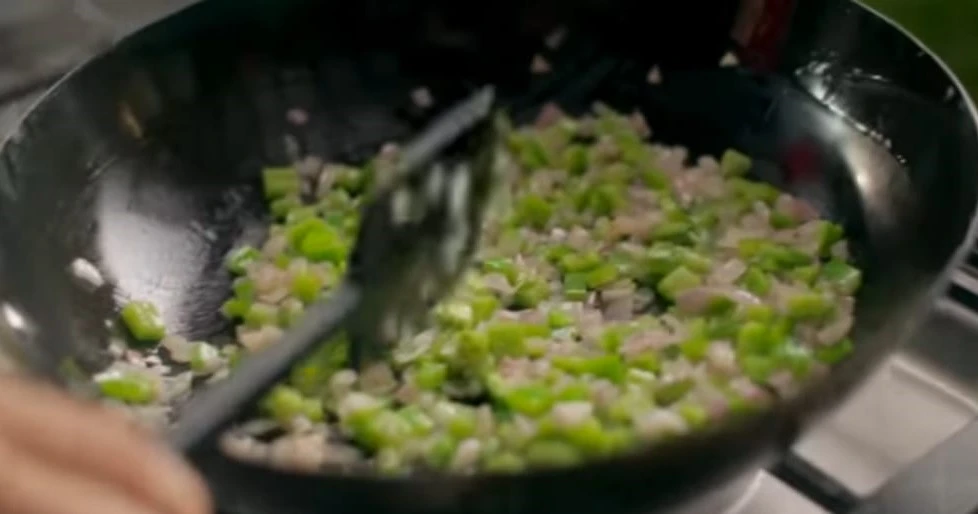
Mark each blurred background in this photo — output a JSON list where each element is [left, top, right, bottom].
[[0, 0, 975, 100], [865, 0, 978, 99]]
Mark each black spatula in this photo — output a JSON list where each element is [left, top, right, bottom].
[[168, 86, 502, 454]]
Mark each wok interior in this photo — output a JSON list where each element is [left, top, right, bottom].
[[0, 0, 976, 512]]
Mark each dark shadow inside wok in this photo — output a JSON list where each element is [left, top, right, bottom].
[[0, 0, 976, 513]]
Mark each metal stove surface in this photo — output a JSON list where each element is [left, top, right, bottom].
[[2, 2, 978, 514]]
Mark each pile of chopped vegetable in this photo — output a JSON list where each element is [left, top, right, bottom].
[[96, 103, 860, 475]]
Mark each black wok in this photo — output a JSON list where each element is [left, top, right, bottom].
[[0, 0, 976, 513]]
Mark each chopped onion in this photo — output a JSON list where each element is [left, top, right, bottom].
[[708, 259, 748, 285], [675, 286, 762, 315], [410, 87, 434, 109], [633, 409, 688, 438], [534, 103, 566, 128], [530, 54, 552, 74], [817, 313, 853, 346], [719, 51, 740, 67], [600, 285, 636, 321], [450, 438, 483, 471], [286, 108, 309, 126], [551, 402, 594, 428], [647, 65, 663, 85], [706, 341, 738, 374]]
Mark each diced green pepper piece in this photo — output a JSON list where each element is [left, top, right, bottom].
[[599, 324, 634, 353], [487, 322, 546, 356], [775, 342, 815, 378], [815, 221, 845, 254], [562, 145, 589, 176], [821, 260, 862, 295], [680, 335, 710, 361], [585, 263, 619, 289], [457, 330, 492, 364], [97, 372, 157, 404], [642, 244, 682, 279], [221, 298, 249, 319], [561, 417, 613, 455], [269, 195, 302, 219], [657, 266, 702, 301], [677, 403, 710, 429], [677, 248, 712, 274], [556, 382, 591, 401], [414, 361, 449, 390], [291, 270, 324, 303], [189, 342, 222, 374], [262, 166, 301, 199], [730, 178, 779, 204], [232, 278, 256, 300], [547, 310, 575, 329], [770, 210, 799, 229], [355, 410, 414, 448], [743, 304, 775, 323], [501, 385, 555, 417], [482, 258, 518, 284], [286, 217, 330, 249], [650, 221, 692, 243], [814, 338, 854, 365], [225, 246, 261, 275], [302, 398, 325, 422], [585, 355, 627, 382], [628, 351, 662, 373], [485, 452, 526, 473], [741, 355, 777, 383], [736, 321, 773, 355], [335, 166, 366, 194], [515, 194, 554, 230], [641, 167, 671, 190], [444, 406, 478, 439], [244, 302, 278, 328], [299, 228, 348, 264], [786, 292, 834, 320], [424, 434, 458, 468], [435, 302, 475, 330], [261, 385, 306, 424], [525, 440, 581, 468], [583, 184, 625, 216], [471, 294, 500, 323], [513, 278, 551, 309], [559, 252, 602, 274], [790, 265, 821, 286], [285, 206, 319, 225], [399, 406, 436, 436], [720, 148, 752, 177], [562, 273, 589, 301], [741, 267, 772, 296], [518, 136, 551, 170], [120, 300, 166, 343], [654, 379, 694, 406]]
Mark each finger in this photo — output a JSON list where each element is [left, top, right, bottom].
[[0, 376, 212, 514], [0, 436, 161, 514]]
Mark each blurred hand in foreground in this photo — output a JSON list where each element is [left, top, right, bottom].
[[0, 374, 212, 514]]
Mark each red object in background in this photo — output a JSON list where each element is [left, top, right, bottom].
[[783, 139, 821, 182], [732, 0, 797, 71]]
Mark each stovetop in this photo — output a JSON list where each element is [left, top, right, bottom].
[[3, 2, 978, 513]]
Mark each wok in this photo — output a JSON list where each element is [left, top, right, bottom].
[[0, 0, 976, 513]]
